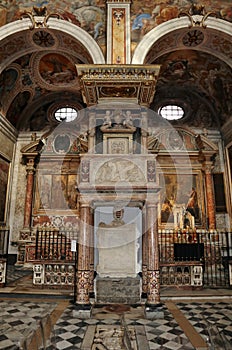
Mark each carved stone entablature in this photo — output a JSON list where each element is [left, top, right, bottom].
[[21, 133, 44, 167], [79, 154, 158, 193], [107, 0, 131, 3], [41, 130, 88, 156], [148, 128, 218, 155], [76, 65, 160, 107]]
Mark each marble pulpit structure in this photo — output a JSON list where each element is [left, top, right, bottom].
[[75, 90, 161, 308]]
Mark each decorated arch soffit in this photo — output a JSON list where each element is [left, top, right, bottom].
[[132, 17, 232, 65], [131, 16, 232, 128], [0, 17, 105, 130]]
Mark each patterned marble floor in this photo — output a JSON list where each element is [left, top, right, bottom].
[[43, 303, 195, 350], [177, 301, 232, 346], [1, 268, 232, 349], [0, 300, 57, 349], [6, 265, 31, 286], [1, 298, 232, 349]]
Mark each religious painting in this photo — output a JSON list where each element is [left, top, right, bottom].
[[66, 175, 78, 210], [35, 173, 79, 213], [159, 173, 201, 227], [39, 53, 77, 86], [0, 156, 10, 223], [38, 174, 52, 210]]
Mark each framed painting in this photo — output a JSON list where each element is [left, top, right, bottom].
[[159, 173, 203, 227]]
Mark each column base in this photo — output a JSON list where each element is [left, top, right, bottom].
[[72, 303, 92, 319], [145, 303, 164, 319]]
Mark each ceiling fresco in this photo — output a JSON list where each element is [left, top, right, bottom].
[[0, 1, 231, 132]]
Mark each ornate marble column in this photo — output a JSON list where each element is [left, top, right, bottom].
[[23, 157, 36, 228], [89, 208, 95, 298], [146, 201, 161, 305], [204, 159, 216, 229], [76, 201, 91, 307], [142, 205, 148, 298]]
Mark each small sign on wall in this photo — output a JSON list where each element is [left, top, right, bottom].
[[71, 240, 77, 252]]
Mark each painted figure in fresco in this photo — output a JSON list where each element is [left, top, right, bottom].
[[186, 187, 198, 218], [132, 8, 151, 31], [67, 181, 78, 210], [161, 197, 173, 223], [40, 177, 50, 209]]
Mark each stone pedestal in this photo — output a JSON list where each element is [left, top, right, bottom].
[[96, 276, 141, 304]]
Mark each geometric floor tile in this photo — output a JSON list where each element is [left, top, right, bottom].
[[0, 299, 231, 349]]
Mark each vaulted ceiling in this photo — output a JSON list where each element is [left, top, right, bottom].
[[0, 1, 231, 136]]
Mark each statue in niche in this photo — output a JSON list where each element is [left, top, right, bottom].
[[123, 110, 134, 128], [101, 109, 136, 132], [103, 110, 112, 128], [77, 131, 88, 152]]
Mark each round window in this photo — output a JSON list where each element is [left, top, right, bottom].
[[159, 105, 184, 120], [54, 107, 78, 122]]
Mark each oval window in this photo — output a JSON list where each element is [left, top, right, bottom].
[[54, 107, 78, 122], [159, 105, 184, 120]]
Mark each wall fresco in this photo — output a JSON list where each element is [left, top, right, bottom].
[[131, 0, 232, 44], [0, 1, 231, 48], [0, 0, 106, 45]]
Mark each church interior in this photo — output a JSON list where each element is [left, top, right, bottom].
[[0, 0, 232, 349]]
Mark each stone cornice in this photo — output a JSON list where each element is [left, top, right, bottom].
[[76, 64, 161, 106]]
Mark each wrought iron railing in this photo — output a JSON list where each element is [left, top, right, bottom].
[[35, 226, 78, 261], [159, 229, 232, 287], [33, 226, 78, 286]]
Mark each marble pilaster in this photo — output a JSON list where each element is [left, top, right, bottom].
[[146, 201, 161, 305], [76, 202, 91, 305], [89, 208, 95, 297], [204, 160, 216, 229], [142, 206, 148, 297], [24, 158, 35, 228]]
